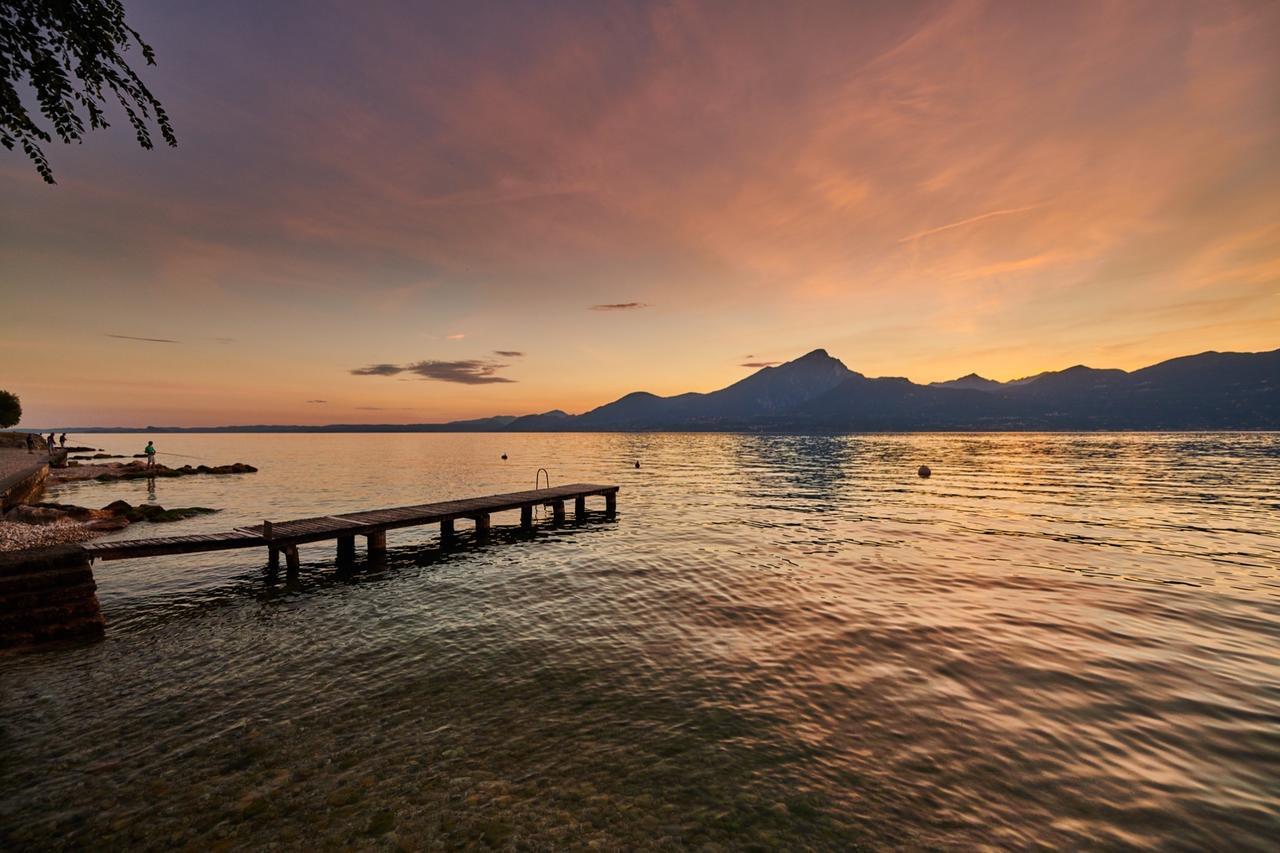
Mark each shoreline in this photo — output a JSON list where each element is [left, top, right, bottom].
[[0, 436, 255, 553]]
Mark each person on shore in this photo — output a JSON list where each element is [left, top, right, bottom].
[[59, 433, 67, 448], [46, 433, 55, 453], [144, 440, 157, 469], [25, 433, 34, 454]]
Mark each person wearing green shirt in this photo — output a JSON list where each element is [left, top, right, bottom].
[[144, 441, 157, 469]]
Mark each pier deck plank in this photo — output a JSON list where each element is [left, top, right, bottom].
[[81, 483, 618, 561]]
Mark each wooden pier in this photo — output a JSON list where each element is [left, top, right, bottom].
[[81, 483, 619, 575]]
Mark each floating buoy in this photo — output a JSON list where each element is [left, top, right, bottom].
[[918, 465, 931, 478], [501, 453, 508, 460]]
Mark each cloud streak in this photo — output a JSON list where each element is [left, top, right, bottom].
[[350, 359, 516, 384], [591, 303, 649, 311], [106, 334, 180, 344], [741, 361, 781, 368], [493, 350, 524, 357]]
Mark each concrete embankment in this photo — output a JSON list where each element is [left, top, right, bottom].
[[0, 433, 63, 510], [1, 458, 49, 512]]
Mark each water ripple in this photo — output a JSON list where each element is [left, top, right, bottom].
[[1, 432, 1278, 849]]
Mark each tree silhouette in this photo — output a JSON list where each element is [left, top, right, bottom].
[[1, 0, 176, 183], [0, 390, 20, 428]]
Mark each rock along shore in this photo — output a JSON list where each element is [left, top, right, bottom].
[[52, 460, 258, 483], [1, 500, 221, 552]]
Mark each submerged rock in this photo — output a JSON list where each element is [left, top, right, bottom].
[[131, 505, 219, 523], [99, 500, 219, 523]]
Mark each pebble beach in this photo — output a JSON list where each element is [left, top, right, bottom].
[[0, 443, 95, 551]]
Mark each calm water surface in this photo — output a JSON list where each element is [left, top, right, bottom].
[[2, 433, 1278, 849]]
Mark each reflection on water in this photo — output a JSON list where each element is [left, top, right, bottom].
[[2, 432, 1278, 849]]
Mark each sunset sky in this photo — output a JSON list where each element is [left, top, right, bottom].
[[3, 0, 1278, 427]]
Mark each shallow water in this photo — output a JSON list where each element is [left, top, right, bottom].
[[2, 432, 1278, 849]]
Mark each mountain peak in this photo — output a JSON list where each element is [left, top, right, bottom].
[[930, 372, 1003, 392], [782, 348, 849, 372]]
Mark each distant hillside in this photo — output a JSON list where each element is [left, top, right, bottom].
[[42, 346, 1279, 432]]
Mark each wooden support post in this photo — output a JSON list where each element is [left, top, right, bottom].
[[520, 505, 533, 530], [440, 518, 455, 547], [367, 529, 387, 557], [336, 535, 356, 565], [605, 492, 616, 519], [575, 495, 587, 519], [283, 544, 300, 579], [552, 500, 565, 526], [265, 520, 278, 573], [475, 513, 491, 543]]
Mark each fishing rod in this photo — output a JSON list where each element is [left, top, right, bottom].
[[154, 450, 207, 460]]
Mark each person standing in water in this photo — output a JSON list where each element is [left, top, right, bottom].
[[144, 440, 157, 469]]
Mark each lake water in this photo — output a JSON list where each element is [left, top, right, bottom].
[[2, 432, 1278, 849]]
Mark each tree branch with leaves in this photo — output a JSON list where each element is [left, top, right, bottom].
[[0, 0, 176, 183], [0, 390, 20, 428]]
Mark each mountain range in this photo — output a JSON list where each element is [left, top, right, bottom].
[[502, 347, 1280, 431], [46, 346, 1279, 432]]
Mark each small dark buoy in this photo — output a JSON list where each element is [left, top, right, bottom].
[[501, 453, 508, 460], [918, 465, 931, 479], [634, 460, 640, 469]]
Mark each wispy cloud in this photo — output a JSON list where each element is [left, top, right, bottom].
[[741, 361, 781, 368], [350, 359, 516, 384], [898, 205, 1045, 244], [306, 399, 328, 403], [591, 302, 649, 311], [106, 334, 180, 344], [493, 350, 524, 357], [446, 333, 466, 340]]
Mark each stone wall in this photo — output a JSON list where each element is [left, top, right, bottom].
[[0, 545, 104, 651]]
